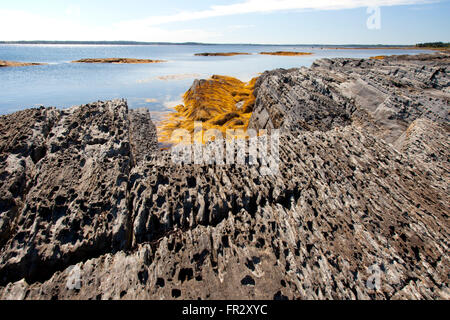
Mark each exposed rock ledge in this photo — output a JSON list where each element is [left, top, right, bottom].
[[0, 53, 448, 300], [72, 58, 166, 64], [0, 60, 47, 68]]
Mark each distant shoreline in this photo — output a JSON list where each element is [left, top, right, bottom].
[[0, 41, 429, 47], [329, 46, 448, 52], [1, 41, 445, 52]]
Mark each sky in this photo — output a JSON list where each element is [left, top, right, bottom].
[[0, 0, 449, 44]]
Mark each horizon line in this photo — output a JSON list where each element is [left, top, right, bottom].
[[0, 40, 427, 47]]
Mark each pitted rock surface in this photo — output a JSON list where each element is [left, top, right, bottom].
[[0, 107, 59, 248], [0, 100, 133, 285]]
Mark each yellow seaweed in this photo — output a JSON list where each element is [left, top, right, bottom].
[[158, 75, 258, 144]]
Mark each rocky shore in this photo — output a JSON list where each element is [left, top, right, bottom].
[[0, 53, 448, 300]]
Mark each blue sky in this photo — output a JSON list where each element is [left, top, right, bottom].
[[1, 0, 449, 44]]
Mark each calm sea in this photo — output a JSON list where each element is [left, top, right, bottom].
[[0, 44, 431, 119]]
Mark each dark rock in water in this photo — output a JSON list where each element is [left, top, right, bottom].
[[0, 54, 448, 300]]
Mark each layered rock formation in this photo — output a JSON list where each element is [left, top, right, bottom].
[[0, 53, 448, 300], [249, 53, 449, 144]]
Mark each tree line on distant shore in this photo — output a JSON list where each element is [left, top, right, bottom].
[[416, 42, 450, 48]]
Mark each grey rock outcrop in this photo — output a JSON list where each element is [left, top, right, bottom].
[[0, 100, 135, 285], [249, 53, 449, 144], [0, 53, 448, 300]]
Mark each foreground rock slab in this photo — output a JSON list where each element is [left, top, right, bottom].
[[0, 100, 134, 285]]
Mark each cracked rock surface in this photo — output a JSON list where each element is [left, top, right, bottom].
[[0, 53, 448, 300]]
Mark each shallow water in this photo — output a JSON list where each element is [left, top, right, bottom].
[[0, 44, 431, 118]]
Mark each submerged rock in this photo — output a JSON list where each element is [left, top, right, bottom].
[[0, 53, 448, 300]]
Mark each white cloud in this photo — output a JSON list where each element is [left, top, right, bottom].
[[0, 0, 438, 42], [0, 9, 219, 42], [122, 0, 436, 26], [0, 10, 78, 41]]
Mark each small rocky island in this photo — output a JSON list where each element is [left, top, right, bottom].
[[259, 51, 313, 56], [0, 53, 448, 300], [72, 58, 166, 64], [0, 60, 47, 68], [194, 52, 313, 57], [194, 52, 251, 56]]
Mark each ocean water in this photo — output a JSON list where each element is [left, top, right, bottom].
[[0, 44, 432, 119]]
